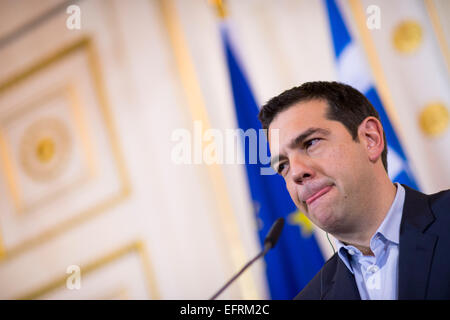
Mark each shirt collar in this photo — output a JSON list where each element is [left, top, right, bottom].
[[335, 183, 405, 272], [375, 182, 405, 245]]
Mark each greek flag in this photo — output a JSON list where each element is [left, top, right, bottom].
[[325, 0, 418, 189]]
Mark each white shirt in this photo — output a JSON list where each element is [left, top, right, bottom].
[[335, 183, 405, 300]]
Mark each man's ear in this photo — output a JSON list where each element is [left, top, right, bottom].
[[358, 117, 384, 163]]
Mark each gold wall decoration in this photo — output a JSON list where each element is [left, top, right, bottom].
[[0, 84, 93, 214], [19, 117, 72, 182], [392, 20, 423, 54], [0, 37, 131, 261], [418, 102, 449, 137], [17, 241, 159, 300]]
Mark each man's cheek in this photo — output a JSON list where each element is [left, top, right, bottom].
[[289, 190, 306, 211], [286, 187, 298, 207]]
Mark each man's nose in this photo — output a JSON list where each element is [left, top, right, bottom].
[[290, 155, 315, 185]]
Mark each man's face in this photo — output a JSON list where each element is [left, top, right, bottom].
[[268, 99, 373, 235]]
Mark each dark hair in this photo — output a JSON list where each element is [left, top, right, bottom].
[[258, 81, 388, 172]]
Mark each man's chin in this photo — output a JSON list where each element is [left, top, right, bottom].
[[310, 209, 336, 232]]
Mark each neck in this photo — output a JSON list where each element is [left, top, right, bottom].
[[335, 174, 397, 256]]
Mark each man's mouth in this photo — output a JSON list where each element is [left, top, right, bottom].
[[305, 185, 333, 206]]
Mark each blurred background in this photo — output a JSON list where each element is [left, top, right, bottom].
[[0, 0, 448, 299]]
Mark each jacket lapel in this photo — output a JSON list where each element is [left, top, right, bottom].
[[398, 185, 438, 299], [322, 257, 360, 300]]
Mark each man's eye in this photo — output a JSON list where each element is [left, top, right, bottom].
[[277, 163, 287, 175], [304, 138, 321, 149]]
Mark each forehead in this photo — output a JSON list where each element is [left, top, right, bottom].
[[268, 99, 330, 139]]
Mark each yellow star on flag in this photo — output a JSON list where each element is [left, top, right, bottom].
[[288, 210, 314, 237]]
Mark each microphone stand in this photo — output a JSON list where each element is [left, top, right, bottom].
[[209, 243, 271, 300]]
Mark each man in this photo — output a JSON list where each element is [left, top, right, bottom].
[[258, 81, 450, 300]]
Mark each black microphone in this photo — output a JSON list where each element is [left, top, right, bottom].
[[209, 217, 285, 300]]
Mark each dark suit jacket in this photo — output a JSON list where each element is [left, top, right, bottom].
[[294, 185, 450, 300]]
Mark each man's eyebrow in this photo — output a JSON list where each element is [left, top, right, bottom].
[[288, 127, 330, 149]]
